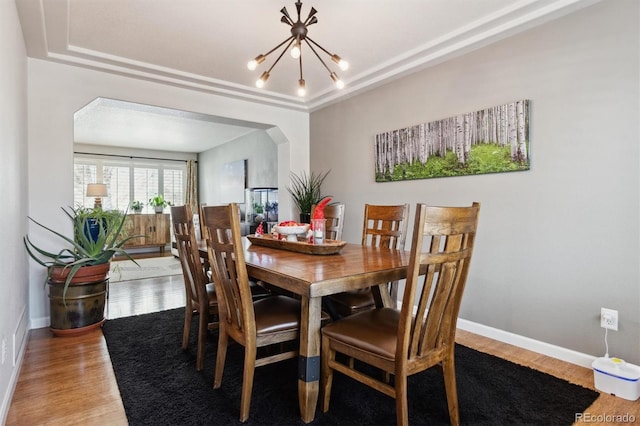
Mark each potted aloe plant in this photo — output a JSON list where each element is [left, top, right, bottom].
[[287, 170, 330, 223], [24, 206, 139, 336]]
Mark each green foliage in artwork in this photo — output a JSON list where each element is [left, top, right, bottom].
[[376, 142, 529, 182]]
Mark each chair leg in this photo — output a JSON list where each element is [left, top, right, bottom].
[[213, 330, 228, 389], [320, 334, 334, 412], [395, 375, 409, 426], [196, 309, 208, 371], [442, 357, 460, 426], [239, 346, 257, 422], [182, 307, 193, 351]]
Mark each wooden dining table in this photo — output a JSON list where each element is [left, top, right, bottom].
[[200, 237, 410, 423]]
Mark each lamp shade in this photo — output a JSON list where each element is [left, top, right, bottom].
[[86, 183, 108, 197]]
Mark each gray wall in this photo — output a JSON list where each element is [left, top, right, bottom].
[[198, 130, 278, 205], [25, 56, 305, 329], [310, 1, 639, 363], [0, 1, 29, 421]]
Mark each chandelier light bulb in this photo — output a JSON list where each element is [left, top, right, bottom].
[[331, 54, 349, 71], [247, 54, 266, 71], [256, 71, 270, 88], [297, 79, 306, 97], [291, 41, 301, 59], [330, 72, 345, 89]]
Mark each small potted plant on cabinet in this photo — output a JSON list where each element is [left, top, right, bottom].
[[131, 200, 144, 213], [149, 194, 171, 213], [24, 206, 139, 336], [287, 170, 330, 223]]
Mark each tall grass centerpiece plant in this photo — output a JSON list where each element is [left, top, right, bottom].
[[24, 206, 140, 335], [287, 170, 330, 223]]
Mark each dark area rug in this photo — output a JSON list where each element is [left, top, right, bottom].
[[103, 308, 599, 425]]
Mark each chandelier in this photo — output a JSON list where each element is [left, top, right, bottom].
[[247, 1, 349, 97]]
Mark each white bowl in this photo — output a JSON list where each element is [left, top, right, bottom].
[[273, 224, 310, 241]]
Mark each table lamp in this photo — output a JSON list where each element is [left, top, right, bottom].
[[86, 183, 108, 209]]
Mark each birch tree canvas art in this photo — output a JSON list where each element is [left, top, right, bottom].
[[375, 100, 530, 182]]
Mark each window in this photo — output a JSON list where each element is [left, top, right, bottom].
[[74, 154, 186, 212], [73, 163, 97, 208]]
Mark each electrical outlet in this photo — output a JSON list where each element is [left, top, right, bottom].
[[601, 307, 618, 331]]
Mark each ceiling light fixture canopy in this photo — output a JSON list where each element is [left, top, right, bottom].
[[247, 1, 349, 97]]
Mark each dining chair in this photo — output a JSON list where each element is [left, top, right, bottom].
[[312, 202, 345, 240], [171, 204, 218, 371], [320, 202, 481, 426], [201, 203, 301, 422], [325, 203, 409, 319]]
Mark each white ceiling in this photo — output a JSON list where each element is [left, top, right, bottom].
[[73, 98, 272, 153], [16, 0, 599, 152]]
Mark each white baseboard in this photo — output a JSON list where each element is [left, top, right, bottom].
[[0, 329, 29, 425], [30, 316, 49, 330], [457, 318, 597, 369]]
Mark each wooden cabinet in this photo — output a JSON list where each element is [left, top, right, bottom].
[[124, 214, 170, 253]]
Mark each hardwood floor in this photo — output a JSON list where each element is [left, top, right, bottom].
[[6, 268, 639, 425]]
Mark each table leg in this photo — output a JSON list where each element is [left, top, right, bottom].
[[298, 295, 321, 423], [372, 282, 394, 308]]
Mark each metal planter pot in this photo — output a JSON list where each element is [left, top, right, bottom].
[[48, 263, 110, 337]]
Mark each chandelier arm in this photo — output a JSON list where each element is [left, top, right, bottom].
[[303, 39, 333, 74], [297, 55, 306, 96], [266, 38, 296, 74], [280, 7, 293, 25], [304, 7, 318, 25], [295, 1, 302, 20], [299, 54, 303, 80], [262, 36, 295, 59], [305, 36, 335, 58]]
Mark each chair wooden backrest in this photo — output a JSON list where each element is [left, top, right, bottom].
[[171, 205, 208, 310], [324, 204, 409, 318], [201, 204, 259, 349], [361, 204, 409, 249], [312, 202, 345, 240], [362, 203, 410, 304], [202, 203, 299, 352], [399, 202, 480, 364]]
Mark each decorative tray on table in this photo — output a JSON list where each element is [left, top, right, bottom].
[[247, 234, 346, 255]]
